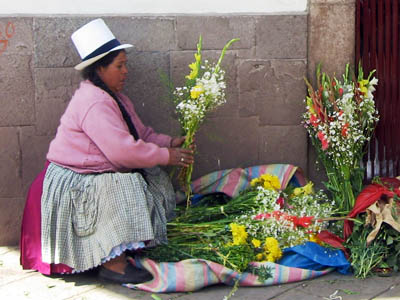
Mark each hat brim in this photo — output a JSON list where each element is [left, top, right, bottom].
[[74, 43, 133, 71]]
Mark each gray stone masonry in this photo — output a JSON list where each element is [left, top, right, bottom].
[[0, 0, 356, 245]]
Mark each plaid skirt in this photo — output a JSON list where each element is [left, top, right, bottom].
[[41, 163, 176, 272]]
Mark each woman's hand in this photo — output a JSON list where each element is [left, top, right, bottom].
[[167, 147, 194, 167], [170, 136, 186, 148]]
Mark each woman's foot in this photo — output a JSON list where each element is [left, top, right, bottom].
[[98, 254, 153, 284]]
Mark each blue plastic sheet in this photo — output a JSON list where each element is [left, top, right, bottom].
[[278, 242, 351, 274]]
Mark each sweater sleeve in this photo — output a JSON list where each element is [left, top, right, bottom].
[[81, 100, 170, 169]]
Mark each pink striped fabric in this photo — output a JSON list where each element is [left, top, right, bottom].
[[125, 257, 333, 292], [190, 164, 306, 198]]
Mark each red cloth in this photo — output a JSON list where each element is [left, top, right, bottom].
[[20, 161, 73, 275], [343, 178, 400, 240]]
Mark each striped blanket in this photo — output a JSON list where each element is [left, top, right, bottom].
[[125, 257, 333, 292], [191, 164, 306, 198]]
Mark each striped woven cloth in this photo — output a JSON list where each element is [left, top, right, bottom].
[[125, 257, 333, 292], [191, 164, 306, 198]]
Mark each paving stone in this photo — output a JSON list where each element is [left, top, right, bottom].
[[0, 197, 24, 246], [34, 67, 81, 136], [255, 15, 307, 59], [170, 50, 239, 118], [176, 16, 254, 50], [0, 127, 22, 197], [0, 17, 33, 55], [375, 282, 400, 299], [258, 125, 308, 173], [238, 59, 307, 126], [0, 54, 34, 126], [0, 246, 33, 286]]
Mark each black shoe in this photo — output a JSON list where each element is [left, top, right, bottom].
[[98, 263, 153, 284]]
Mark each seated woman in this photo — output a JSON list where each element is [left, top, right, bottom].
[[20, 18, 194, 284]]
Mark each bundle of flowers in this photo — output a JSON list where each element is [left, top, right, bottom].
[[172, 36, 239, 208], [302, 63, 379, 214], [144, 174, 336, 278]]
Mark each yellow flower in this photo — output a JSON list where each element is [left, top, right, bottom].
[[186, 53, 202, 80], [190, 84, 204, 99], [359, 79, 369, 95], [255, 253, 265, 261], [306, 96, 315, 114], [303, 182, 314, 195], [263, 237, 282, 262], [260, 174, 281, 190], [293, 187, 303, 196], [230, 223, 248, 245], [251, 239, 261, 248], [250, 178, 260, 187], [309, 233, 322, 245]]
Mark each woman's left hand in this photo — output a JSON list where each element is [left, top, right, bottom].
[[170, 136, 186, 148]]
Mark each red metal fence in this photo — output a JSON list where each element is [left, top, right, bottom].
[[356, 0, 400, 178]]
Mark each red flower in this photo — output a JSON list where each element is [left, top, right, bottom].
[[339, 88, 343, 97], [341, 122, 349, 137], [317, 131, 329, 150], [276, 196, 285, 209], [310, 114, 319, 127]]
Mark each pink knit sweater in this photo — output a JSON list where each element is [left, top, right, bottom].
[[47, 80, 171, 173]]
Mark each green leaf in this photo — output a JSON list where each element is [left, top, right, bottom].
[[387, 236, 394, 245], [340, 289, 359, 295], [151, 294, 162, 300]]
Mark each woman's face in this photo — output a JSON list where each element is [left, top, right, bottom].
[[97, 51, 128, 93]]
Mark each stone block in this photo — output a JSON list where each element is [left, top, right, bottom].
[[34, 67, 81, 136], [20, 126, 53, 195], [0, 128, 22, 198], [34, 17, 176, 68], [0, 54, 34, 126], [33, 17, 93, 68], [238, 59, 307, 125], [124, 50, 180, 136], [255, 14, 307, 59], [258, 125, 308, 172], [0, 17, 33, 55], [308, 1, 355, 85], [106, 16, 176, 52], [176, 16, 254, 50], [0, 197, 25, 246], [170, 50, 239, 118], [191, 116, 259, 179]]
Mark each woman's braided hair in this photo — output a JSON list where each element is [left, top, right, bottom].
[[81, 50, 139, 140]]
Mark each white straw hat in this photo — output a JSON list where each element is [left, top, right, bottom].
[[71, 18, 133, 71]]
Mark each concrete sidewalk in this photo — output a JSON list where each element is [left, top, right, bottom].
[[1, 246, 400, 300]]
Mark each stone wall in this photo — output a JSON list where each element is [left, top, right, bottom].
[[0, 0, 355, 245]]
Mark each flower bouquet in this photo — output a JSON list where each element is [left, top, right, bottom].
[[172, 36, 239, 208], [303, 63, 379, 215], [144, 174, 336, 275]]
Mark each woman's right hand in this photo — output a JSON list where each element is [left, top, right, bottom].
[[167, 147, 194, 167]]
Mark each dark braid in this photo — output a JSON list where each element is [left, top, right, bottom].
[[82, 50, 146, 177], [82, 50, 139, 140]]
